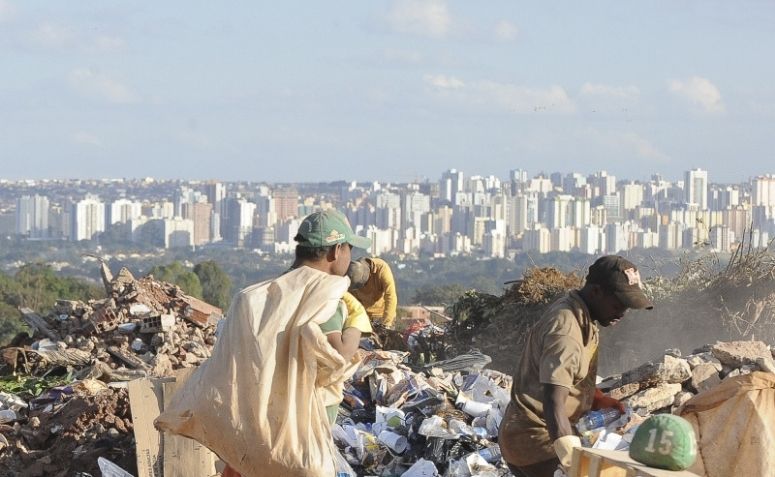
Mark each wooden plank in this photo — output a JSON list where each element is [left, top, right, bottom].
[[576, 448, 701, 477], [570, 448, 584, 476], [588, 454, 602, 477], [108, 345, 151, 370], [162, 368, 217, 477], [19, 307, 58, 340], [128, 378, 164, 477]]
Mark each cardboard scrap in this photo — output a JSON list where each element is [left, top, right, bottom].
[[128, 370, 218, 477]]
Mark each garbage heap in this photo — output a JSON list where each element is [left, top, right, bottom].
[[3, 264, 222, 382], [0, 265, 223, 477], [334, 349, 511, 477]]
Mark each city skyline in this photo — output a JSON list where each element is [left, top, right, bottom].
[[6, 166, 775, 259], [1, 2, 775, 182]]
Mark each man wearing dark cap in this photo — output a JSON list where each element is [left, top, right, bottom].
[[499, 256, 653, 477]]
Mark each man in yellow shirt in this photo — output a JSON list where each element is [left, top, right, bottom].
[[349, 256, 398, 329]]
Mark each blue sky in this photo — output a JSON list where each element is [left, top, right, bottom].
[[1, 1, 774, 183]]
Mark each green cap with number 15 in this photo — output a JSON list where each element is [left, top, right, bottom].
[[629, 414, 697, 471]]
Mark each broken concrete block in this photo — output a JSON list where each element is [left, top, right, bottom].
[[724, 368, 741, 380], [179, 295, 223, 327], [672, 391, 694, 414], [608, 382, 641, 401], [690, 364, 721, 394], [664, 348, 682, 358], [711, 340, 771, 368], [686, 352, 723, 372], [624, 383, 682, 413], [622, 355, 691, 387], [755, 356, 775, 374]]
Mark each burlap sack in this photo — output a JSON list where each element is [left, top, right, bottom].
[[680, 371, 775, 477], [155, 267, 350, 477]]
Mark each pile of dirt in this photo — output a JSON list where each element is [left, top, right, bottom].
[[1, 385, 134, 477]]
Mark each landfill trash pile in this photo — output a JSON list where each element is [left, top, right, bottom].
[[2, 263, 223, 382], [0, 263, 222, 477], [334, 349, 511, 477], [1, 257, 775, 475], [331, 338, 775, 476], [0, 383, 134, 477]]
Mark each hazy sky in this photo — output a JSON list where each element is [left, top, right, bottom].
[[1, 1, 774, 183]]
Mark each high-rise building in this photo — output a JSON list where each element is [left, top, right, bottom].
[[621, 183, 644, 212], [402, 191, 431, 230], [440, 169, 464, 204], [684, 168, 708, 209], [205, 181, 226, 235], [224, 198, 256, 247], [182, 202, 213, 246], [273, 187, 299, 221], [753, 175, 775, 207], [163, 218, 195, 248], [71, 195, 106, 241], [108, 199, 142, 225], [523, 226, 551, 253], [15, 194, 49, 238]]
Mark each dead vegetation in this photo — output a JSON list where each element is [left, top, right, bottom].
[[448, 238, 775, 375]]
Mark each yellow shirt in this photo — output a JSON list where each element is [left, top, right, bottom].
[[350, 257, 398, 328]]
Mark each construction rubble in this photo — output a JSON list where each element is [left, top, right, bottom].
[[1, 263, 774, 476], [0, 265, 222, 477]]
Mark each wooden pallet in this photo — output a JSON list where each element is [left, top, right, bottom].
[[569, 447, 700, 477]]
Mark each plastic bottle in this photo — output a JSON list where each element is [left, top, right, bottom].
[[576, 408, 621, 434], [477, 444, 502, 464]]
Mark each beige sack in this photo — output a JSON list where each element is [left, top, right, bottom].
[[155, 267, 350, 477], [680, 371, 775, 477]]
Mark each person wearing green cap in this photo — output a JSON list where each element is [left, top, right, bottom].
[[291, 209, 373, 423], [499, 255, 654, 477]]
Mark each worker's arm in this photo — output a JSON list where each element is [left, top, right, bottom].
[[326, 327, 361, 362], [544, 383, 580, 470], [380, 263, 398, 328], [542, 383, 573, 441]]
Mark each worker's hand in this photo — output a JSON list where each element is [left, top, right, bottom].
[[592, 388, 625, 413], [553, 435, 581, 470]]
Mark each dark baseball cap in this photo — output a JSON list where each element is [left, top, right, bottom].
[[586, 255, 654, 310]]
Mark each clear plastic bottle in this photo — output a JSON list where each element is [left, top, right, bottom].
[[477, 444, 502, 464], [576, 408, 621, 434]]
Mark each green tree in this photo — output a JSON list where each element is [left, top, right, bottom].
[[0, 302, 27, 346], [11, 263, 103, 311], [193, 260, 233, 309], [148, 261, 203, 298], [412, 284, 468, 306]]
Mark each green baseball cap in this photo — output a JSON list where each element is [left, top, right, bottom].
[[294, 209, 372, 249]]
